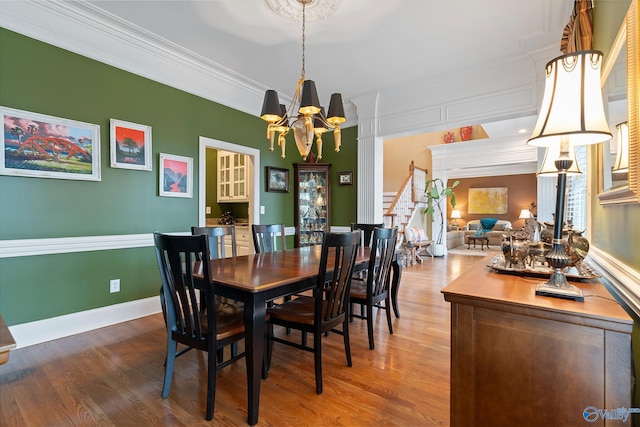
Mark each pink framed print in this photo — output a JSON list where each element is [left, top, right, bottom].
[[159, 153, 193, 198], [1, 106, 101, 181], [110, 118, 152, 171]]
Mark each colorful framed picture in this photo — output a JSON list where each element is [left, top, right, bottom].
[[110, 119, 152, 171], [1, 106, 101, 181], [159, 153, 193, 198], [338, 171, 353, 186], [266, 166, 289, 193]]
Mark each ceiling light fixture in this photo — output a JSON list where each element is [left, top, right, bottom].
[[260, 0, 345, 161]]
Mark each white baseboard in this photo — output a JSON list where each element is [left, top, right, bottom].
[[8, 297, 162, 349]]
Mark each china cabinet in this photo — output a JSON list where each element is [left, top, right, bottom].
[[217, 150, 249, 202], [294, 163, 331, 247]]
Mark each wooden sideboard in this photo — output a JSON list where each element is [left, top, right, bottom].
[[442, 257, 633, 427]]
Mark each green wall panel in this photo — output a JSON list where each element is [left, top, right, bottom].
[[0, 248, 158, 325]]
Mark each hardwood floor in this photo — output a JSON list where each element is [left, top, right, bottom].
[[0, 254, 482, 426]]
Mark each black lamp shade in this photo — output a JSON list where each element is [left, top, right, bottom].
[[299, 80, 321, 115], [261, 90, 282, 122], [313, 107, 328, 132], [327, 93, 346, 124]]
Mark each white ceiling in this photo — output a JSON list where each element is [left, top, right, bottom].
[[86, 0, 572, 105]]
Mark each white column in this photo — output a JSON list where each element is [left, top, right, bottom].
[[353, 93, 383, 223]]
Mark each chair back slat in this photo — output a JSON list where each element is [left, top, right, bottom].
[[317, 231, 360, 323], [154, 232, 211, 341], [350, 223, 383, 248], [252, 224, 286, 253], [368, 227, 398, 299], [191, 226, 237, 259]]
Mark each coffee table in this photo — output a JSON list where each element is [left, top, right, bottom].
[[465, 235, 489, 250]]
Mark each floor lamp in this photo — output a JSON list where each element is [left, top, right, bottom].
[[527, 50, 612, 302]]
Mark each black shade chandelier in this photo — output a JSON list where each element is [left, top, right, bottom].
[[260, 0, 345, 161]]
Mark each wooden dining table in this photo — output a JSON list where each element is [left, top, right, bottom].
[[204, 244, 403, 425]]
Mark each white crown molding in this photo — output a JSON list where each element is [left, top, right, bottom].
[[0, 0, 265, 117], [0, 0, 361, 126], [588, 246, 640, 319]]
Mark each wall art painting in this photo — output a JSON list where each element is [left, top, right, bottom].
[[468, 187, 508, 214], [1, 106, 100, 181], [159, 153, 193, 198], [110, 119, 152, 171]]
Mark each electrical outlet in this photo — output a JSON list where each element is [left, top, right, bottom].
[[110, 279, 120, 293], [206, 206, 211, 214], [260, 205, 265, 214]]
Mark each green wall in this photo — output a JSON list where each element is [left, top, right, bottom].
[[591, 0, 640, 270], [0, 28, 357, 325]]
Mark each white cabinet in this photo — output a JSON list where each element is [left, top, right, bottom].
[[222, 226, 252, 256], [217, 150, 249, 202], [235, 226, 252, 256]]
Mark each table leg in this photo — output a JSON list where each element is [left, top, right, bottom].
[[244, 293, 266, 426], [391, 258, 403, 318]]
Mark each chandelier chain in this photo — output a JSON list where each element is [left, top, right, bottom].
[[301, 2, 306, 79]]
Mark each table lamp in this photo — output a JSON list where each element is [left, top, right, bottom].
[[527, 50, 612, 302], [450, 209, 461, 228]]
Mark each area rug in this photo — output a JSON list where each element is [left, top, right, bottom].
[[447, 245, 501, 257]]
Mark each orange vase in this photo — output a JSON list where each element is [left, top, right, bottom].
[[459, 126, 472, 141]]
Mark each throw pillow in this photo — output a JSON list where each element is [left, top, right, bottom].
[[493, 223, 505, 231], [468, 223, 479, 231]]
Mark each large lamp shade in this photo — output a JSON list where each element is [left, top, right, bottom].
[[528, 50, 611, 148]]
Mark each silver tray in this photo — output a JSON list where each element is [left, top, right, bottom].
[[487, 254, 601, 281]]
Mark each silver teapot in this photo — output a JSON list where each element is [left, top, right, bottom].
[[501, 231, 530, 268]]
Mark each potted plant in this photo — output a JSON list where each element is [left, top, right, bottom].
[[424, 178, 460, 256]]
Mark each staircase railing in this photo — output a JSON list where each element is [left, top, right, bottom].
[[383, 161, 427, 238]]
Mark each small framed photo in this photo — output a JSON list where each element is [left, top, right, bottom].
[[1, 106, 101, 181], [338, 171, 353, 186], [266, 166, 289, 193], [159, 153, 193, 198], [110, 119, 152, 171]]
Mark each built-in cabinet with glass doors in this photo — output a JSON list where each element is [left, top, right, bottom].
[[217, 150, 248, 202], [294, 163, 331, 247]]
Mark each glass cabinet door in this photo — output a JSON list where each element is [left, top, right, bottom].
[[294, 163, 331, 247]]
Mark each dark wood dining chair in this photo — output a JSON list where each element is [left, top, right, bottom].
[[252, 223, 286, 253], [265, 231, 360, 394], [350, 227, 398, 350], [153, 232, 246, 421], [350, 223, 383, 282], [350, 223, 383, 248], [191, 225, 237, 259]]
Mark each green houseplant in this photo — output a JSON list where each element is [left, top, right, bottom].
[[424, 178, 460, 255]]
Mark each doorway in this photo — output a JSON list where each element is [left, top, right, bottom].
[[198, 136, 261, 227]]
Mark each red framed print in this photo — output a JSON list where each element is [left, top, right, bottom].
[[159, 153, 193, 198], [110, 118, 152, 171], [1, 106, 101, 181]]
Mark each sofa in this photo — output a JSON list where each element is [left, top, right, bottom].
[[446, 230, 465, 249], [463, 219, 513, 247]]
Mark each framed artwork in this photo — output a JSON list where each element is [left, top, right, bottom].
[[1, 106, 101, 181], [159, 153, 193, 198], [338, 171, 353, 186], [266, 166, 289, 193], [110, 119, 152, 171], [468, 187, 508, 214]]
